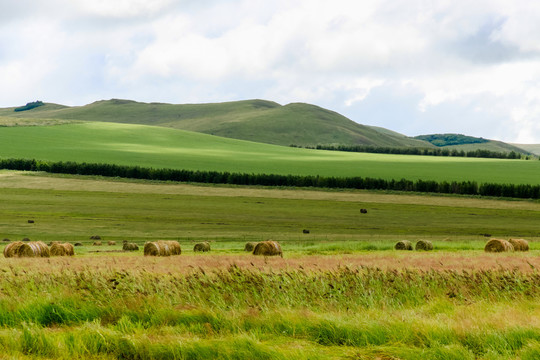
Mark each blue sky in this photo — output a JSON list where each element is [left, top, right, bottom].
[[2, 0, 540, 143]]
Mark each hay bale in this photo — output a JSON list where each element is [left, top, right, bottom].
[[122, 242, 139, 251], [484, 238, 514, 252], [508, 238, 529, 252], [74, 242, 83, 246], [27, 220, 34, 224], [244, 242, 257, 252], [360, 209, 368, 214], [50, 242, 74, 256], [2, 238, 10, 242], [253, 240, 283, 257], [108, 241, 116, 246], [144, 241, 181, 256], [93, 241, 102, 246], [22, 238, 30, 242], [16, 241, 50, 257], [415, 240, 433, 251], [394, 240, 413, 251], [302, 229, 310, 234], [3, 241, 23, 258], [193, 242, 210, 252], [90, 235, 101, 240]]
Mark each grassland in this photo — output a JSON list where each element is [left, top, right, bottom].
[[0, 99, 432, 148], [0, 171, 539, 359], [1, 122, 540, 186]]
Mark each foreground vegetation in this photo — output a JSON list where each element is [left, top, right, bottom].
[[0, 172, 539, 359], [0, 258, 538, 359]]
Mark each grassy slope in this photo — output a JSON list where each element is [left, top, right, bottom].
[[1, 122, 540, 185], [445, 140, 532, 155], [513, 143, 540, 156], [0, 100, 433, 148]]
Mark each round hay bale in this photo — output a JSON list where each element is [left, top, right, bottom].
[[394, 240, 413, 251], [22, 238, 30, 242], [50, 243, 67, 256], [16, 241, 50, 257], [253, 240, 283, 257], [48, 241, 60, 246], [244, 242, 257, 252], [508, 238, 529, 252], [144, 241, 181, 256], [27, 220, 34, 224], [108, 241, 116, 246], [3, 241, 23, 258], [415, 240, 433, 251], [360, 209, 368, 214], [122, 242, 139, 251], [484, 238, 514, 252], [90, 235, 101, 240], [74, 242, 83, 246], [93, 241, 102, 246], [2, 238, 10, 242], [302, 229, 310, 234], [193, 242, 210, 252]]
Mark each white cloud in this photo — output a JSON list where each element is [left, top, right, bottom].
[[1, 0, 540, 142]]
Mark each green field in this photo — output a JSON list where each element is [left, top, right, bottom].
[[1, 122, 539, 185], [0, 172, 539, 359]]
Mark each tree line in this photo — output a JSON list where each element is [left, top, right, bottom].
[[1, 158, 539, 199], [289, 144, 526, 159]]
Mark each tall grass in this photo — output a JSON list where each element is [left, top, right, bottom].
[[0, 264, 538, 358]]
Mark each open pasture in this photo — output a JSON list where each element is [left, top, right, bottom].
[[1, 171, 540, 359], [0, 122, 539, 185]]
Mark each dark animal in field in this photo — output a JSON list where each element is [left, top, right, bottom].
[[253, 240, 283, 257], [360, 209, 368, 214], [302, 229, 310, 234], [27, 220, 34, 224]]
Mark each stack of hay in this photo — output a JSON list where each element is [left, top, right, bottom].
[[193, 241, 210, 252], [4, 241, 50, 258], [394, 240, 413, 251], [244, 242, 257, 252], [253, 240, 282, 257], [50, 242, 75, 256], [144, 241, 181, 256], [484, 238, 529, 252], [122, 240, 139, 251]]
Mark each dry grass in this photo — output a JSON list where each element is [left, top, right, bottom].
[[2, 252, 539, 275]]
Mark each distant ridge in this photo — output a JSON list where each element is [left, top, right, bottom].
[[0, 99, 433, 148], [415, 133, 531, 155]]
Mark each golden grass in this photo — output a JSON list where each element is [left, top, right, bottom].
[[1, 252, 539, 274]]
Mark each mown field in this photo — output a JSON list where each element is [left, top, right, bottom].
[[0, 171, 539, 359], [0, 122, 539, 185]]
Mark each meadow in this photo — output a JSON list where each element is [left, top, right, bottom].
[[0, 122, 540, 186], [0, 171, 539, 358]]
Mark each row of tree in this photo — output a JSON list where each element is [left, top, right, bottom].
[[289, 144, 526, 159], [1, 158, 539, 199]]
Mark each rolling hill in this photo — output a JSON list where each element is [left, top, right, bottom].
[[0, 99, 433, 148], [0, 121, 539, 185]]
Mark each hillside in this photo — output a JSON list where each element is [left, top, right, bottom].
[[0, 121, 539, 185], [415, 133, 530, 155], [512, 144, 540, 156], [0, 99, 432, 148]]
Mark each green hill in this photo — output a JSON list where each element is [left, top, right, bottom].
[[511, 144, 540, 156], [0, 99, 432, 148], [0, 121, 539, 185], [415, 133, 530, 155]]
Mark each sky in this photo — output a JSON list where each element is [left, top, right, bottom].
[[1, 1, 540, 143]]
